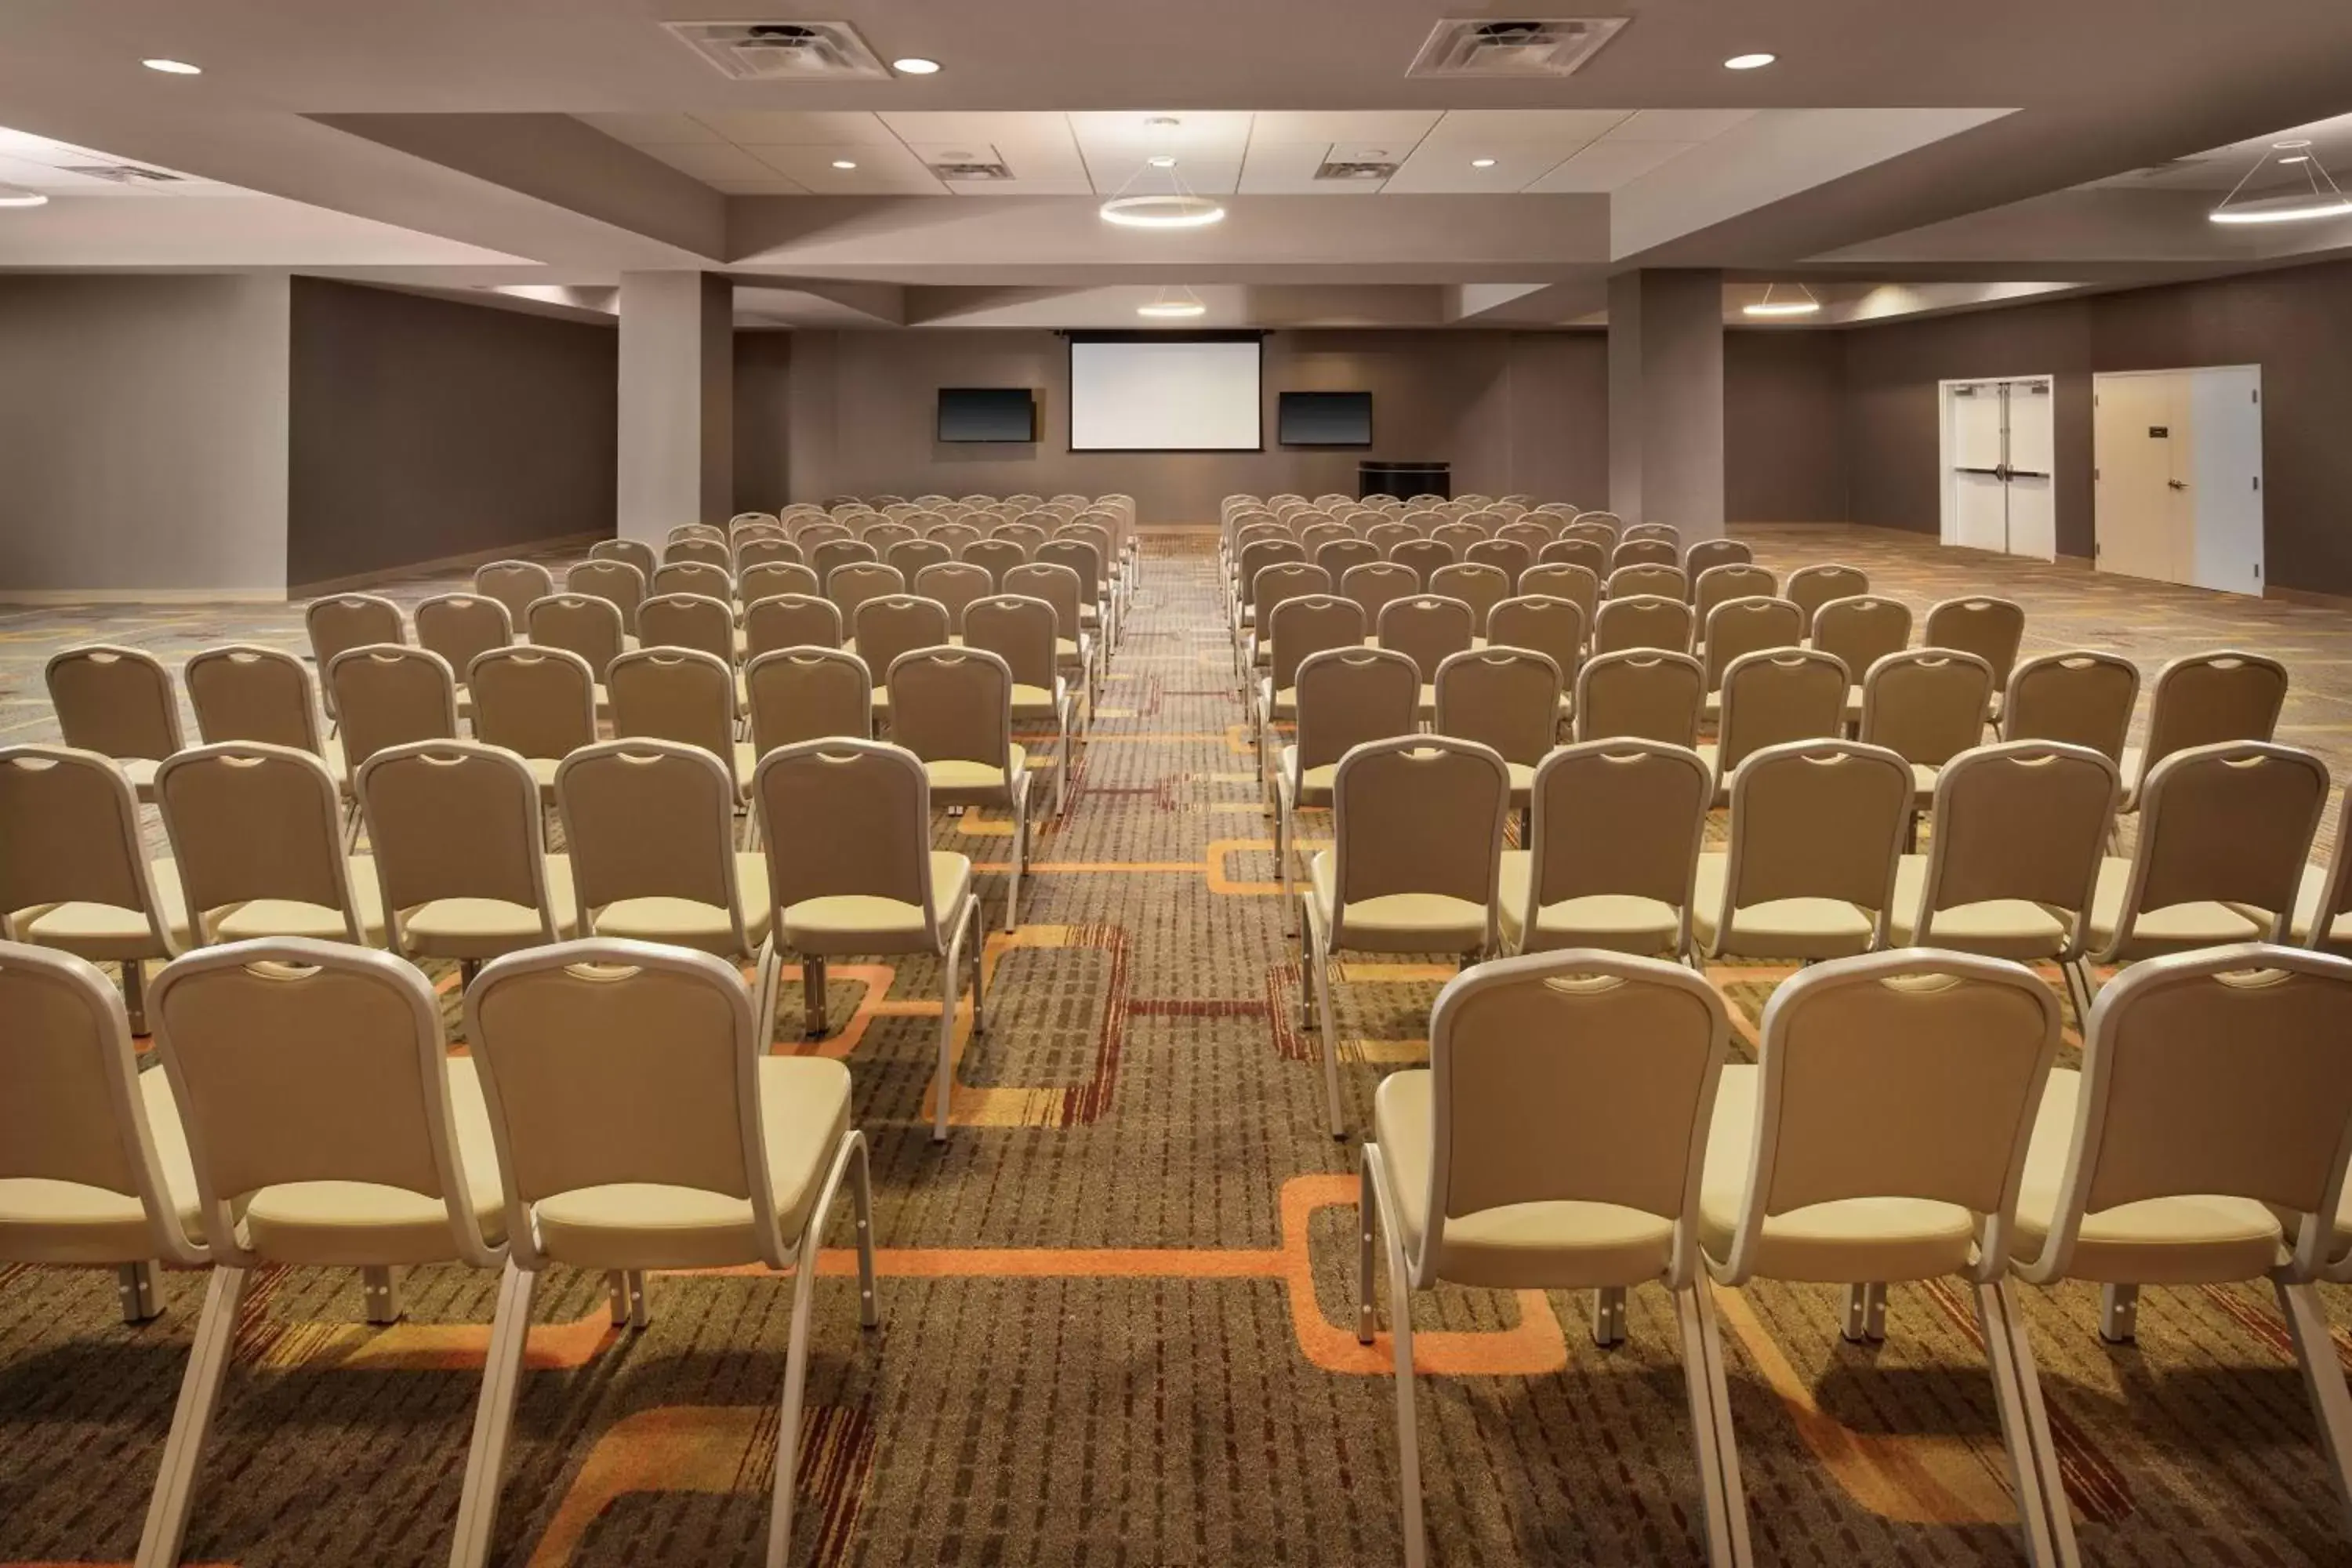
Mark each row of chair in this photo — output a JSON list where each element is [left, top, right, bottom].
[[1233, 517, 1722, 582]]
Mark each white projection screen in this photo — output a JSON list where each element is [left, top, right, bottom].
[[1067, 336, 1263, 452]]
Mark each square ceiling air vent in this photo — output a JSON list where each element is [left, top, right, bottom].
[[1407, 17, 1628, 78], [928, 158, 1015, 181], [1315, 158, 1399, 182], [662, 21, 891, 81]]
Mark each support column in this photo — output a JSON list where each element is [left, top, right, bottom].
[[618, 270, 733, 545], [1607, 268, 1724, 539]]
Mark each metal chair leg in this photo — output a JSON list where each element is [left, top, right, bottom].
[[447, 1261, 537, 1568], [135, 1265, 252, 1568]]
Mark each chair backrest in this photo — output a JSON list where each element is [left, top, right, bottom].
[[1558, 528, 1617, 564], [927, 521, 985, 557], [1364, 521, 1421, 554], [307, 593, 405, 676], [743, 592, 843, 658], [185, 644, 325, 754], [1377, 594, 1476, 683], [1433, 648, 1561, 766], [913, 561, 994, 633], [1913, 742, 2118, 957], [1338, 561, 1421, 626], [811, 536, 879, 586], [734, 535, 803, 572], [1701, 597, 1804, 690], [2140, 650, 2288, 775], [1409, 949, 1727, 1287], [1035, 538, 1102, 604], [653, 560, 735, 604], [0, 940, 206, 1265], [1523, 741, 1710, 954], [1716, 949, 2061, 1285], [1292, 648, 1420, 772], [556, 740, 748, 954], [1464, 540, 1531, 586], [1427, 562, 1512, 633], [1682, 539, 1753, 583], [327, 645, 459, 774], [887, 538, 953, 580], [1859, 648, 1994, 768], [1250, 562, 1331, 627], [854, 595, 953, 684], [961, 537, 1028, 586], [887, 647, 1014, 771], [2020, 944, 2352, 1286], [467, 645, 597, 764], [564, 559, 647, 633], [1264, 594, 1368, 692], [1430, 522, 1488, 560], [413, 594, 513, 684], [992, 521, 1048, 556], [753, 739, 941, 945], [0, 746, 176, 956], [1717, 740, 1911, 948], [1388, 537, 1456, 587], [1001, 561, 1086, 642], [356, 741, 559, 946], [825, 561, 906, 630], [1517, 562, 1599, 625], [1691, 562, 1777, 624], [1810, 595, 1912, 689], [1605, 563, 1685, 602], [2001, 650, 2139, 763], [1610, 539, 1679, 572], [155, 743, 364, 946], [1922, 595, 2024, 690], [475, 561, 555, 628], [1313, 536, 1381, 581], [739, 560, 821, 608], [1592, 593, 1693, 656], [1716, 648, 1850, 775], [49, 647, 186, 775], [663, 537, 731, 572], [527, 593, 626, 678], [793, 520, 851, 550], [593, 543, 659, 585], [1494, 522, 1553, 557], [1575, 650, 1704, 747], [1485, 595, 1585, 691], [960, 593, 1060, 692], [1328, 736, 1509, 946], [746, 647, 873, 753], [1784, 563, 1869, 630], [608, 647, 737, 766], [668, 522, 724, 545], [2111, 742, 2328, 949], [862, 521, 919, 556], [1623, 522, 1679, 546], [637, 592, 737, 666], [151, 938, 500, 1269]]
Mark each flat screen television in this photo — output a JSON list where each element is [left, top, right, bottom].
[[1278, 390, 1374, 448], [937, 387, 1038, 443]]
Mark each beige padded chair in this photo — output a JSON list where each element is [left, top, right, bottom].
[[2085, 741, 2325, 971], [1240, 561, 1330, 672], [1606, 562, 1685, 601], [1339, 561, 1422, 629], [663, 536, 731, 572], [1427, 561, 1512, 634], [2001, 650, 2138, 764], [0, 746, 187, 1033], [139, 937, 507, 1568], [467, 644, 597, 811], [745, 591, 844, 658], [184, 644, 331, 762], [825, 560, 906, 636], [1377, 594, 1475, 719], [555, 739, 769, 959], [1811, 594, 1914, 724], [1700, 597, 1804, 699], [1468, 535, 1537, 581], [413, 593, 512, 717], [854, 594, 953, 725], [564, 558, 647, 635], [1682, 538, 1753, 585], [1593, 593, 1694, 656], [1255, 593, 1368, 788], [1700, 949, 2070, 1565], [927, 521, 985, 559], [474, 561, 554, 630], [1001, 561, 1096, 704], [306, 593, 405, 724], [652, 559, 735, 604], [964, 593, 1082, 818], [1360, 949, 1744, 1568], [354, 740, 576, 977], [1302, 735, 1511, 1138], [637, 591, 739, 680], [750, 741, 983, 1141], [960, 536, 1026, 589], [526, 593, 626, 685], [154, 743, 383, 947], [862, 521, 918, 557], [450, 938, 877, 1568], [887, 647, 1032, 931], [1430, 522, 1486, 559], [1315, 535, 1381, 583], [1624, 522, 1679, 546], [1783, 564, 1869, 631], [1859, 648, 1995, 811], [1486, 593, 1585, 726], [1699, 648, 1849, 805], [735, 535, 804, 573], [746, 646, 873, 762], [1922, 596, 2026, 716], [916, 561, 995, 633], [1690, 563, 1776, 624], [2118, 650, 2288, 810], [1693, 740, 1911, 961], [326, 645, 459, 789], [2285, 799, 2352, 954], [1388, 537, 1455, 588], [1891, 741, 2118, 1020], [0, 940, 206, 1327], [608, 647, 753, 826], [740, 560, 822, 610], [45, 645, 184, 804], [888, 538, 953, 580], [1611, 539, 1679, 572], [1540, 537, 1610, 577], [590, 537, 658, 581], [1502, 740, 1709, 960], [1432, 646, 1561, 813], [1518, 562, 1599, 627], [1275, 648, 1421, 924], [1575, 649, 1704, 748]]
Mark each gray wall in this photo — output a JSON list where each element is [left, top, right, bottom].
[[1725, 328, 1848, 523], [0, 274, 290, 597], [287, 279, 616, 588]]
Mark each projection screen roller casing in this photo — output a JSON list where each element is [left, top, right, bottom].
[[1068, 338, 1263, 452]]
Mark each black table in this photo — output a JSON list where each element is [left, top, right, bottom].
[[1357, 461, 1450, 502]]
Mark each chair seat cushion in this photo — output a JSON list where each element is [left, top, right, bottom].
[[209, 855, 389, 946], [2009, 1069, 2284, 1283], [924, 746, 1026, 800], [241, 1061, 506, 1266], [16, 858, 191, 960], [783, 852, 972, 953], [1497, 851, 1679, 954], [530, 1056, 852, 1269], [0, 1067, 202, 1265], [1308, 851, 1486, 954], [1277, 746, 1336, 806], [591, 853, 776, 956], [1700, 1065, 1978, 1283], [2086, 856, 2267, 958], [1689, 855, 1875, 960], [2282, 861, 2352, 949], [1886, 855, 2070, 958], [400, 855, 580, 960], [1010, 682, 1066, 723], [1374, 1070, 1673, 1289]]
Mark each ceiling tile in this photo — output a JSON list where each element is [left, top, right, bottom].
[[1602, 109, 1757, 143], [747, 142, 946, 193], [637, 143, 782, 180], [1385, 132, 1601, 193], [706, 176, 810, 195], [691, 111, 897, 146], [1522, 140, 1694, 192], [575, 113, 720, 147], [1246, 111, 1442, 148], [1067, 111, 1254, 166], [1238, 140, 1389, 194], [1417, 109, 1634, 151], [901, 134, 1087, 182]]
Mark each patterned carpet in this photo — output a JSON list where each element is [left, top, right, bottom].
[[2, 523, 2350, 1567]]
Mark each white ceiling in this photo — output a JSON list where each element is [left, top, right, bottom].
[[577, 107, 1762, 198], [2078, 111, 2352, 194]]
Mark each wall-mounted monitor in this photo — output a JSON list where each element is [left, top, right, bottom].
[[1278, 390, 1374, 448], [937, 387, 1038, 443], [1067, 332, 1264, 452]]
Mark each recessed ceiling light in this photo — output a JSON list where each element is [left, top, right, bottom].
[[0, 183, 50, 209], [1723, 52, 1776, 70], [141, 58, 201, 74], [1148, 154, 1177, 169], [891, 56, 941, 75], [831, 159, 858, 169], [1471, 158, 1497, 169], [1145, 116, 1181, 129]]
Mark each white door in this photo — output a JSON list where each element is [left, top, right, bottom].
[[1940, 377, 2056, 559], [2094, 367, 2263, 593], [2092, 374, 2182, 583], [2185, 366, 2264, 595], [2004, 382, 2056, 560], [1950, 386, 2009, 551]]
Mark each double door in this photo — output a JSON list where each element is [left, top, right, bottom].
[[1945, 377, 2056, 561], [2092, 366, 2263, 594]]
